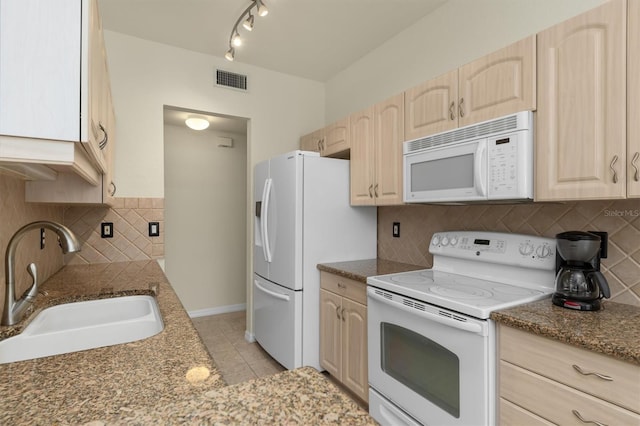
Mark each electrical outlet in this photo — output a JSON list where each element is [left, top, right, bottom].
[[148, 222, 160, 237], [40, 228, 45, 250], [101, 222, 114, 238], [393, 222, 400, 238]]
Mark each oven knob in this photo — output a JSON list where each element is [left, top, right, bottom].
[[441, 236, 449, 246], [536, 244, 552, 258], [519, 242, 534, 256], [449, 237, 458, 246], [432, 235, 441, 246]]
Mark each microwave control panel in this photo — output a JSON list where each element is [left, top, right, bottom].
[[487, 130, 533, 199]]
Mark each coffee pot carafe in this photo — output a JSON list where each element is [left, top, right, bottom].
[[552, 231, 611, 311]]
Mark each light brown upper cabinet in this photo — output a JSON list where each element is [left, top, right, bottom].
[[535, 0, 627, 201], [299, 128, 323, 153], [405, 36, 536, 141], [628, 0, 640, 198], [322, 117, 350, 157], [351, 94, 404, 206]]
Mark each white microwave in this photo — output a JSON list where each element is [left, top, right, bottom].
[[404, 111, 534, 203]]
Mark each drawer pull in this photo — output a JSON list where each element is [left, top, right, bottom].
[[572, 364, 613, 381], [337, 282, 346, 290], [572, 409, 608, 426]]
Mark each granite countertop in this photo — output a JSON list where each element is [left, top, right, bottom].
[[491, 298, 640, 366], [0, 261, 374, 425], [317, 258, 424, 283]]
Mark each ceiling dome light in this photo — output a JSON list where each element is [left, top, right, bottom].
[[256, 0, 268, 17], [185, 117, 210, 131], [243, 13, 254, 31], [232, 31, 242, 47], [225, 47, 235, 61]]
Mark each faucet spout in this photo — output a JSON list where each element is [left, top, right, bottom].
[[2, 221, 81, 326]]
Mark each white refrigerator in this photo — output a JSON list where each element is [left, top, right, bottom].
[[253, 150, 377, 370]]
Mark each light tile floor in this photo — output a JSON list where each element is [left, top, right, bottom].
[[191, 310, 285, 385]]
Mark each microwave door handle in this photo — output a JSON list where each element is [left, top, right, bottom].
[[474, 141, 487, 197], [261, 178, 273, 263]]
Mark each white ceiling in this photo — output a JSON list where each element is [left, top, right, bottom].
[[163, 107, 248, 134], [98, 0, 447, 82]]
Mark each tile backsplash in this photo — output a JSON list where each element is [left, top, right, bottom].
[[378, 200, 640, 307], [63, 198, 164, 265], [0, 174, 64, 320]]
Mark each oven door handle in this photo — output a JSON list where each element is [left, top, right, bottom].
[[368, 288, 485, 335]]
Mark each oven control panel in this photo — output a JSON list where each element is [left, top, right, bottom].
[[430, 231, 556, 268]]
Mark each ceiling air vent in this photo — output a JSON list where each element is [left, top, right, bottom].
[[216, 69, 248, 91]]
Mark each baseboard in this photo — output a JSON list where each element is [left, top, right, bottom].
[[188, 303, 246, 318]]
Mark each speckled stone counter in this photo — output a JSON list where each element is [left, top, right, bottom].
[[0, 261, 375, 425], [317, 258, 424, 283], [491, 298, 640, 366]]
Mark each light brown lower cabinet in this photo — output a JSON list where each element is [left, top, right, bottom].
[[319, 271, 368, 402], [498, 324, 640, 425]]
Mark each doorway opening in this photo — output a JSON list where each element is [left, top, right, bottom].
[[163, 106, 248, 316]]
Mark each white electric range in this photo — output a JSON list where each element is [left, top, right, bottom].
[[367, 231, 557, 426]]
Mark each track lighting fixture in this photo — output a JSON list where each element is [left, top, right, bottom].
[[225, 0, 269, 61]]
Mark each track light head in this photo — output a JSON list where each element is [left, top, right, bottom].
[[232, 31, 242, 47], [243, 13, 254, 31], [256, 0, 268, 17], [225, 47, 235, 61]]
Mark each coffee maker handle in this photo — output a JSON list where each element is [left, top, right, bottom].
[[590, 271, 611, 299]]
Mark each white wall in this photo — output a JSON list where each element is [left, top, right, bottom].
[[325, 0, 605, 122], [164, 124, 247, 313], [103, 31, 326, 198]]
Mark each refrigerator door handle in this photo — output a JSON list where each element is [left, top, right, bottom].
[[255, 279, 290, 302], [261, 178, 273, 263]]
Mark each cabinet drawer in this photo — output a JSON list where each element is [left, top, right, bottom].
[[500, 325, 640, 413], [500, 361, 640, 425], [320, 271, 367, 305], [499, 398, 554, 426]]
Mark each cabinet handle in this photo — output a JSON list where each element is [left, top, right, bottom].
[[321, 138, 326, 151], [458, 98, 465, 118], [337, 282, 346, 290], [317, 140, 322, 151], [609, 155, 619, 183], [449, 101, 455, 120], [368, 185, 373, 198], [336, 305, 341, 320], [374, 183, 379, 198], [98, 123, 108, 150], [632, 152, 640, 182], [572, 364, 613, 381], [572, 410, 607, 426], [341, 307, 345, 322]]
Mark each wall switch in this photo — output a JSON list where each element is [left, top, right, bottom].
[[148, 222, 160, 237], [101, 222, 114, 238], [393, 222, 400, 238], [40, 228, 45, 250]]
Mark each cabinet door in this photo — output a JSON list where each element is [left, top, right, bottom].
[[628, 0, 640, 198], [341, 298, 368, 403], [458, 35, 536, 127], [300, 129, 322, 152], [375, 94, 404, 205], [404, 69, 458, 141], [0, 0, 81, 141], [536, 0, 627, 201], [323, 117, 350, 157], [319, 289, 342, 378], [350, 107, 376, 206]]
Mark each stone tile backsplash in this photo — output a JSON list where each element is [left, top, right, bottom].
[[0, 174, 64, 321], [378, 199, 640, 307], [63, 198, 164, 265]]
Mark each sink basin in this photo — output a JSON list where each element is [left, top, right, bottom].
[[0, 295, 163, 364]]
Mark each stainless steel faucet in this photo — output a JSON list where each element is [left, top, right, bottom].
[[2, 221, 81, 326]]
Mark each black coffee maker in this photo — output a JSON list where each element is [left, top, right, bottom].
[[552, 231, 611, 311]]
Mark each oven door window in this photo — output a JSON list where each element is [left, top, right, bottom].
[[381, 322, 460, 418]]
